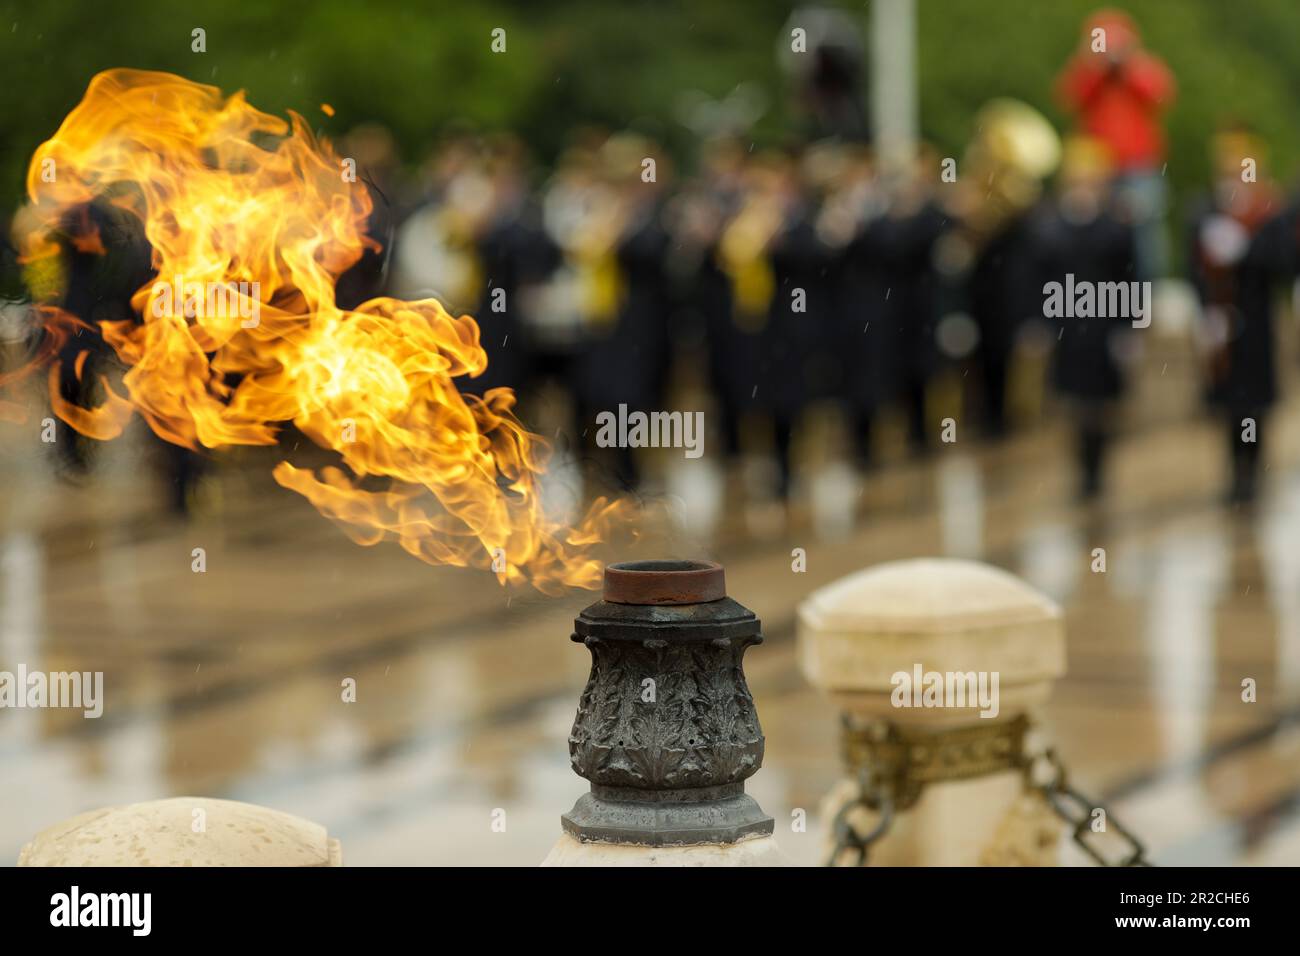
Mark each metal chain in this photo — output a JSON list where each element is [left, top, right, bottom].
[[827, 725, 1155, 867], [1021, 746, 1154, 867], [825, 764, 895, 867]]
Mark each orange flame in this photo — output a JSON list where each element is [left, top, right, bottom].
[[12, 69, 630, 593]]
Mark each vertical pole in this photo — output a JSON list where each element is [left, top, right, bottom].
[[871, 0, 919, 177]]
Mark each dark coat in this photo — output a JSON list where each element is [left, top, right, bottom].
[[969, 214, 1043, 360], [576, 207, 673, 413], [1034, 207, 1139, 403], [837, 213, 893, 411], [468, 206, 559, 396], [1219, 203, 1299, 411], [885, 202, 948, 386], [52, 202, 154, 397], [693, 239, 742, 408], [754, 210, 835, 419], [839, 202, 948, 412], [1186, 193, 1269, 408]]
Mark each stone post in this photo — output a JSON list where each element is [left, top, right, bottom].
[[543, 560, 786, 866], [797, 558, 1066, 866], [18, 797, 342, 867]]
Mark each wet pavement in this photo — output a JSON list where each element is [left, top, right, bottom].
[[2, 343, 1300, 866]]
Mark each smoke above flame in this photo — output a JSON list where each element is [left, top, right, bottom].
[[8, 68, 630, 594]]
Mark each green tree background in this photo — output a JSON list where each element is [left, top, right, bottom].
[[2, 0, 1298, 217]]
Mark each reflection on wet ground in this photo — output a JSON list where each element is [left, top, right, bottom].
[[3, 360, 1300, 866]]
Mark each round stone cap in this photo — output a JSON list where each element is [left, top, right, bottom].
[[17, 797, 342, 867], [797, 559, 1065, 695]]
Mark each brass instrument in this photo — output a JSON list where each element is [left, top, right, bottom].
[[717, 156, 794, 330], [954, 98, 1062, 247], [541, 140, 638, 330]]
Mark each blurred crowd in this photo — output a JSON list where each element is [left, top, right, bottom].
[[7, 8, 1300, 516], [326, 7, 1298, 508]]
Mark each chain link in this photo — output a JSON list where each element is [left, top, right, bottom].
[[826, 764, 894, 867], [1021, 746, 1153, 867]]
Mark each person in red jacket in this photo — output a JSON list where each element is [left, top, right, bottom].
[[1056, 9, 1176, 280]]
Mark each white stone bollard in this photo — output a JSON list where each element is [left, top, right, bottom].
[[798, 558, 1067, 866], [18, 797, 342, 867]]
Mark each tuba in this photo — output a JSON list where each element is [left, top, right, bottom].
[[953, 98, 1062, 249]]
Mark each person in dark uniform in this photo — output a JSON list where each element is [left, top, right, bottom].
[[764, 223, 828, 498], [670, 138, 746, 464], [827, 148, 892, 466], [465, 137, 559, 400], [947, 100, 1063, 439], [1034, 137, 1139, 499], [715, 150, 830, 501], [967, 214, 1041, 438], [1217, 204, 1298, 504], [44, 205, 152, 466], [20, 199, 209, 513], [574, 134, 674, 490], [1186, 126, 1292, 504], [873, 148, 948, 455], [831, 146, 953, 466]]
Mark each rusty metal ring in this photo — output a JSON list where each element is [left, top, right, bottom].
[[603, 559, 726, 605]]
